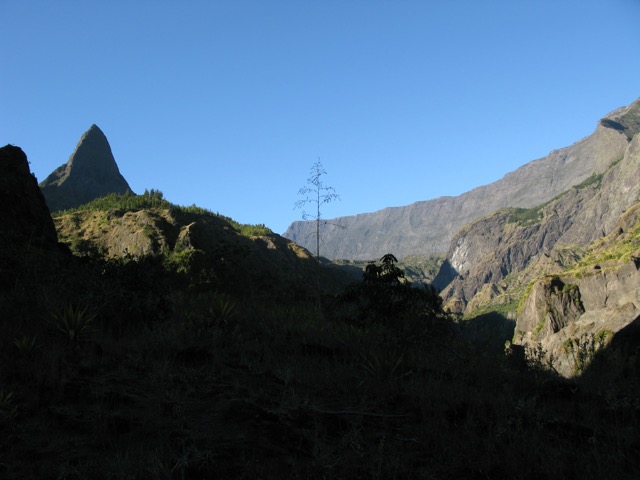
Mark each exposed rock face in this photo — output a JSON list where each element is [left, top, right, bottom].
[[285, 100, 639, 260], [440, 187, 640, 377], [0, 145, 58, 249], [599, 102, 640, 141], [434, 108, 640, 313], [40, 125, 132, 212], [516, 258, 640, 377], [517, 276, 585, 339]]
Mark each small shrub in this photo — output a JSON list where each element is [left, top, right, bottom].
[[507, 207, 544, 227], [574, 173, 603, 190], [534, 316, 546, 336], [525, 342, 556, 373]]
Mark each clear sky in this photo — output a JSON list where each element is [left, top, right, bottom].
[[2, 1, 639, 234]]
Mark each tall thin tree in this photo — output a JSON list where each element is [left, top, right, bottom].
[[294, 160, 340, 261]]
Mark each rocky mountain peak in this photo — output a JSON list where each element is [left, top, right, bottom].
[[40, 125, 132, 212]]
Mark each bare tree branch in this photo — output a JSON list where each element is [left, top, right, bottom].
[[294, 160, 341, 261]]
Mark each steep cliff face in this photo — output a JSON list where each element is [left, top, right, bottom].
[[0, 145, 58, 249], [514, 205, 640, 376], [434, 118, 640, 314], [516, 276, 586, 340], [40, 125, 132, 212], [285, 100, 639, 260], [441, 191, 640, 377], [0, 145, 59, 288]]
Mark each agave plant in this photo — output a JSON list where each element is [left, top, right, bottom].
[[13, 335, 40, 355], [52, 305, 96, 344], [0, 389, 18, 425], [208, 293, 237, 327], [359, 347, 407, 383]]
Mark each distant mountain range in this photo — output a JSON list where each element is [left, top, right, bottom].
[[284, 101, 640, 260]]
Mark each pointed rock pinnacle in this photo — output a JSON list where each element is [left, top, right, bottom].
[[40, 124, 133, 212]]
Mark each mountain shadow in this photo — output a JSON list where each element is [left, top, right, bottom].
[[459, 311, 516, 354], [580, 313, 640, 394]]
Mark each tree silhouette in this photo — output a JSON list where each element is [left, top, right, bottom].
[[344, 253, 445, 325], [294, 160, 340, 261]]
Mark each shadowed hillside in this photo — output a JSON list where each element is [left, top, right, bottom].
[[1, 145, 639, 479]]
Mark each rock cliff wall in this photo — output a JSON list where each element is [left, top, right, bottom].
[[0, 145, 58, 249], [0, 145, 60, 288], [516, 258, 640, 377], [285, 100, 639, 260], [434, 111, 640, 313]]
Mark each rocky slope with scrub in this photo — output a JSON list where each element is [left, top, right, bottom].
[[514, 203, 640, 376], [434, 104, 640, 311], [53, 193, 355, 296], [430, 100, 640, 376]]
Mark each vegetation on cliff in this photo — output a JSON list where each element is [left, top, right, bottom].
[[53, 189, 273, 237]]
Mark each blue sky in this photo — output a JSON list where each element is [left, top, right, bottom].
[[2, 1, 639, 234]]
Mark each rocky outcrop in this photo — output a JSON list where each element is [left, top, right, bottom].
[[0, 145, 58, 249], [517, 276, 585, 340], [0, 145, 59, 288], [40, 125, 132, 212], [515, 258, 640, 377], [599, 101, 640, 141], [285, 99, 640, 260]]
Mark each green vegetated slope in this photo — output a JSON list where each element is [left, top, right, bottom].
[[53, 190, 354, 297], [2, 157, 640, 478]]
